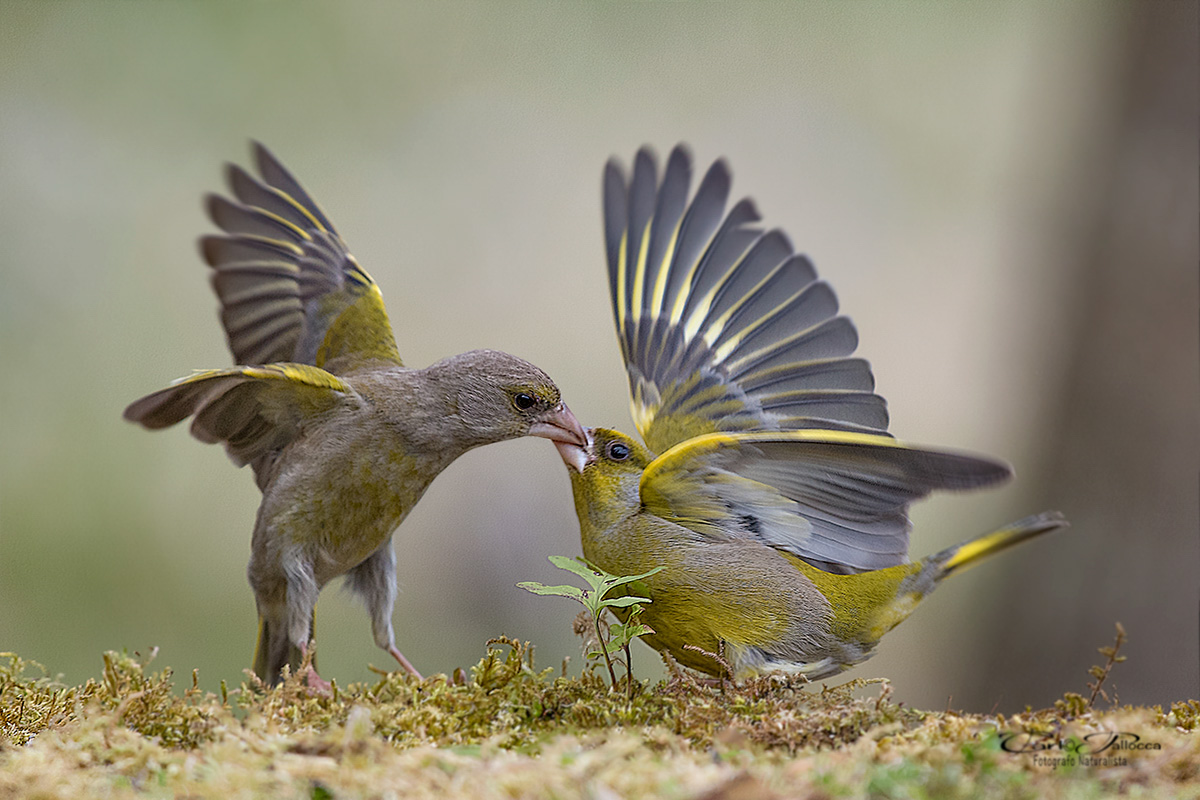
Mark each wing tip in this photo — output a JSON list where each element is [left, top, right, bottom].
[[197, 234, 220, 267], [250, 140, 279, 177]]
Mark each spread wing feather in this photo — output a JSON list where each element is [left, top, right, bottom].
[[640, 430, 1012, 573], [201, 142, 402, 373], [123, 364, 354, 489], [604, 146, 885, 455]]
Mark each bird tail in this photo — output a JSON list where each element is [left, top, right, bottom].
[[861, 511, 1068, 644], [931, 511, 1068, 580], [252, 615, 308, 686]]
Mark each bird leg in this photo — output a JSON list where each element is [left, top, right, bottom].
[[660, 649, 702, 692], [344, 542, 423, 681], [388, 645, 424, 681], [683, 641, 735, 688]]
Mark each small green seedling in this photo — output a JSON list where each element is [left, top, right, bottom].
[[518, 556, 662, 695]]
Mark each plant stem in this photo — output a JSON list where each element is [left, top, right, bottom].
[[594, 611, 618, 689], [623, 641, 634, 704]]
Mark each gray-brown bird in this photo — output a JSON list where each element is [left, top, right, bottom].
[[124, 143, 586, 689]]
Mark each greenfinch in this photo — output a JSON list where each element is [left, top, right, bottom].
[[553, 145, 1066, 680], [125, 143, 586, 688]]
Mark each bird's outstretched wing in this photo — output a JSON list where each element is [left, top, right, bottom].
[[124, 363, 354, 488], [639, 430, 1011, 573], [604, 145, 884, 456], [202, 142, 402, 373]]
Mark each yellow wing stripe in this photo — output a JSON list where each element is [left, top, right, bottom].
[[172, 364, 350, 393], [723, 318, 827, 375], [615, 231, 629, 335], [641, 428, 906, 493], [648, 222, 682, 315], [681, 237, 760, 344], [253, 205, 313, 242], [707, 264, 801, 363], [629, 219, 653, 323], [229, 233, 304, 256], [269, 184, 330, 234]]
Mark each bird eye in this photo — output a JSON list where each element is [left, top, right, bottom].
[[513, 392, 536, 411], [606, 441, 631, 461]]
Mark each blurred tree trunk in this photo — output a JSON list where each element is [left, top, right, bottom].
[[964, 0, 1199, 711]]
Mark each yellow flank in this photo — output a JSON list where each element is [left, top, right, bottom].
[[783, 553, 921, 644], [867, 594, 922, 642]]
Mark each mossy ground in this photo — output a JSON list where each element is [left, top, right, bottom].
[[2, 640, 1197, 799]]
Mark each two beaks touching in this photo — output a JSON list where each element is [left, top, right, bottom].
[[124, 142, 1066, 691]]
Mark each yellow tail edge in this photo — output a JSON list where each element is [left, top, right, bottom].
[[252, 615, 269, 683], [942, 511, 1069, 576], [251, 610, 315, 686]]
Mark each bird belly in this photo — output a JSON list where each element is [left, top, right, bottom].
[[254, 438, 436, 587], [583, 519, 842, 678]]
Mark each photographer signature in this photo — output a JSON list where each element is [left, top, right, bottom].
[[999, 731, 1160, 755]]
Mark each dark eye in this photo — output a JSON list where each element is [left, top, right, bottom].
[[513, 392, 536, 411], [606, 441, 631, 461]]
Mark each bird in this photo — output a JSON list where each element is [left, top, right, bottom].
[[124, 142, 587, 689], [552, 145, 1066, 681]]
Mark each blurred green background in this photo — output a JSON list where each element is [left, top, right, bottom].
[[1, 2, 1195, 712]]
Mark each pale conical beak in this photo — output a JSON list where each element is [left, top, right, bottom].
[[528, 403, 588, 448], [554, 432, 592, 473]]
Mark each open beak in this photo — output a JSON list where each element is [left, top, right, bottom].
[[553, 429, 592, 473], [528, 403, 588, 448]]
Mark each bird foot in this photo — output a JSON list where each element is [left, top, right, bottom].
[[660, 650, 701, 692], [298, 642, 332, 696], [683, 641, 735, 683], [303, 667, 333, 696]]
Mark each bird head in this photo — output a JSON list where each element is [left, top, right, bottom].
[[554, 427, 653, 530], [431, 349, 586, 448]]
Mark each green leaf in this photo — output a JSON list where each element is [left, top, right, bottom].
[[515, 581, 585, 601], [546, 556, 606, 590], [607, 621, 655, 652], [600, 565, 664, 591]]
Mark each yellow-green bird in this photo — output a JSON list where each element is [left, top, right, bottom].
[[124, 143, 587, 689], [553, 145, 1066, 680]]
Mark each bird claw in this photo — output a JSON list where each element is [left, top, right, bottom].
[[303, 668, 333, 696], [388, 645, 424, 681], [298, 641, 332, 696]]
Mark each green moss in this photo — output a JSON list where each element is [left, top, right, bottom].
[[1, 644, 1197, 799]]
